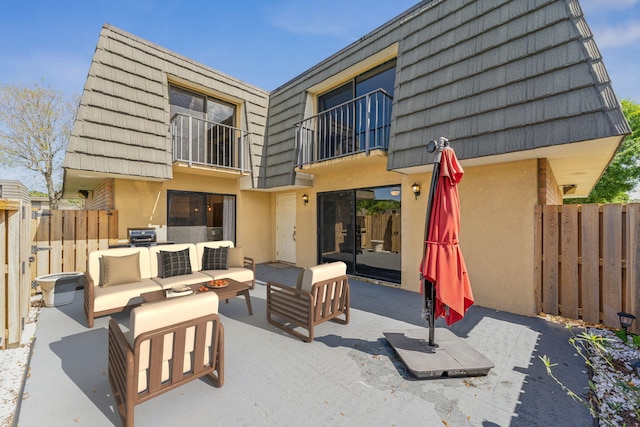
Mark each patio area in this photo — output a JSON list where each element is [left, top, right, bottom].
[[17, 264, 592, 426]]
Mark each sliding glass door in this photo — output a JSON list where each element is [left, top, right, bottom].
[[318, 185, 401, 283], [318, 190, 354, 268]]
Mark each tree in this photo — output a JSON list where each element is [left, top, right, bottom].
[[0, 81, 77, 209], [565, 99, 640, 204]]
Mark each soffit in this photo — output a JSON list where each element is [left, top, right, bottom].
[[296, 149, 390, 175], [171, 163, 250, 179], [62, 168, 166, 199], [392, 136, 623, 198]]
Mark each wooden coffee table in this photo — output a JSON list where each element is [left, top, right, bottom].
[[140, 278, 253, 315]]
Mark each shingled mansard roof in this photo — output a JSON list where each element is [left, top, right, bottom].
[[63, 0, 630, 198], [264, 0, 630, 194], [63, 24, 269, 195]]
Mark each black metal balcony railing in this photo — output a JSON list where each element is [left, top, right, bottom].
[[170, 113, 250, 173], [295, 89, 393, 167]]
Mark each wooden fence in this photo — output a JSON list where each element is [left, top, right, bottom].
[[535, 203, 640, 333], [30, 209, 118, 280], [1, 199, 31, 349], [358, 213, 401, 252]]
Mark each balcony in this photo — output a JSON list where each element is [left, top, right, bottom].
[[170, 113, 250, 173], [295, 89, 393, 167]]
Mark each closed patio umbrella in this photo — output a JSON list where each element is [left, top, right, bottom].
[[419, 138, 473, 344]]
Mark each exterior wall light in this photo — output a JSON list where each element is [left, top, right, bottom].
[[411, 183, 421, 200], [302, 194, 309, 205]]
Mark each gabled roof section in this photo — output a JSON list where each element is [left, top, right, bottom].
[[63, 24, 269, 196]]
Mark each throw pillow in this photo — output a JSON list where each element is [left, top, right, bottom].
[[227, 246, 244, 268], [101, 252, 142, 287], [160, 248, 192, 278], [202, 246, 228, 270]]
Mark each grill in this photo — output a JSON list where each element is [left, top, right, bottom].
[[128, 228, 157, 246]]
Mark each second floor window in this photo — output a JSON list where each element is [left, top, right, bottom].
[[169, 85, 240, 168], [318, 59, 396, 112], [304, 59, 396, 161], [169, 85, 235, 126]]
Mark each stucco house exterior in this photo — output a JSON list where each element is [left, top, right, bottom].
[[62, 0, 630, 317]]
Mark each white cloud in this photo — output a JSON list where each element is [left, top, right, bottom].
[[266, 0, 416, 41], [592, 20, 640, 48], [581, 0, 639, 11], [266, 2, 361, 40]]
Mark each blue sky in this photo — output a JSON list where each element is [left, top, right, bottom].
[[1, 0, 639, 189], [1, 0, 638, 98]]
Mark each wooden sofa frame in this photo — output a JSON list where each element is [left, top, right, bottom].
[[84, 242, 255, 328], [84, 272, 133, 328], [108, 314, 224, 427], [266, 275, 350, 342]]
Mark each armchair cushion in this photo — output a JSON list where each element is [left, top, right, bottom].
[[160, 248, 192, 278], [101, 252, 142, 287], [299, 261, 347, 293], [126, 292, 220, 392], [202, 246, 228, 270], [108, 291, 224, 427]]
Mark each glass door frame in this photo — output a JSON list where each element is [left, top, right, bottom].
[[317, 185, 401, 283]]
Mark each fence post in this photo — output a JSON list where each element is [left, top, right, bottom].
[[560, 205, 579, 319], [602, 204, 623, 327], [0, 199, 30, 349], [581, 204, 600, 324], [627, 204, 640, 334], [541, 205, 559, 315]]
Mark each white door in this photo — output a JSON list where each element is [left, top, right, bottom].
[[276, 194, 296, 264]]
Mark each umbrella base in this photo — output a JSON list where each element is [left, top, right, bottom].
[[383, 328, 494, 379]]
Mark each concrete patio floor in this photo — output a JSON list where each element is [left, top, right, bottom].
[[18, 264, 593, 426]]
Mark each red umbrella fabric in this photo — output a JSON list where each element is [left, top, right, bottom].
[[419, 147, 473, 326]]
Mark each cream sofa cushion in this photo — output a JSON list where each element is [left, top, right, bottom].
[[195, 241, 254, 283], [93, 279, 160, 312], [152, 272, 212, 290], [127, 292, 219, 393], [202, 267, 254, 283]]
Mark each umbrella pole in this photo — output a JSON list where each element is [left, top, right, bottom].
[[421, 137, 448, 346]]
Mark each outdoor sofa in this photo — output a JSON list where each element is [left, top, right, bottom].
[[84, 241, 254, 327], [266, 261, 350, 342], [108, 291, 224, 427]]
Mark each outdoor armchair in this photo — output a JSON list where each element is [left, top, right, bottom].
[[266, 261, 350, 342], [108, 292, 224, 427]]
